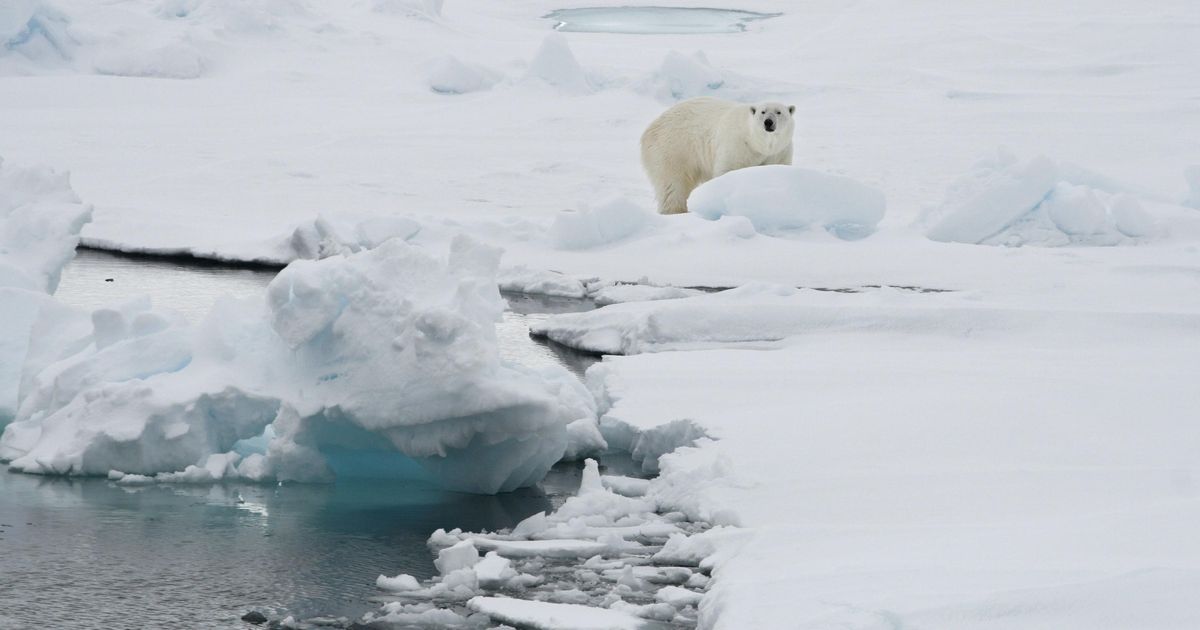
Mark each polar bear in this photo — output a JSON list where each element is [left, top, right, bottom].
[[641, 97, 795, 215]]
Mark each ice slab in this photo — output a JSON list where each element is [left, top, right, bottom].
[[545, 7, 778, 35], [468, 596, 658, 630]]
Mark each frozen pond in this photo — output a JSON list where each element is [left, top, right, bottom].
[[545, 7, 779, 34], [0, 249, 614, 628]]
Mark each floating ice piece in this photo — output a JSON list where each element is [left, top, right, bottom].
[[468, 597, 656, 630], [474, 551, 517, 588], [377, 573, 421, 592], [435, 539, 481, 575], [654, 585, 703, 607], [1185, 165, 1200, 209], [497, 265, 587, 299], [468, 537, 610, 559], [600, 475, 651, 497], [687, 165, 886, 238], [563, 417, 607, 461], [591, 284, 702, 307]]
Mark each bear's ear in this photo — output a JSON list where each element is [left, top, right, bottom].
[[788, 105, 795, 114], [750, 106, 756, 115]]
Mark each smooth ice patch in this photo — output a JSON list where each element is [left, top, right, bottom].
[[544, 7, 778, 35]]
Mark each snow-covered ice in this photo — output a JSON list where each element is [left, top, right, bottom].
[[467, 597, 653, 630], [1, 237, 595, 493], [688, 165, 886, 238], [3, 0, 1200, 627]]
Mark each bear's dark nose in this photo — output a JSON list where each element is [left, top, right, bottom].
[[764, 119, 776, 132]]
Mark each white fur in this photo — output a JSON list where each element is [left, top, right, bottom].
[[640, 97, 795, 215]]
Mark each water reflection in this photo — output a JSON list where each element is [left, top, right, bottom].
[[0, 471, 560, 628]]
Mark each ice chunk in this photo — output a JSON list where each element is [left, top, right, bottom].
[[0, 1, 73, 64], [467, 597, 653, 630], [524, 33, 592, 94], [562, 417, 607, 461], [0, 156, 93, 293], [1185, 165, 1200, 209], [1109, 194, 1155, 237], [264, 237, 592, 493], [4, 238, 590, 493], [468, 538, 610, 559], [654, 585, 702, 607], [927, 151, 1174, 246], [376, 573, 421, 592], [1042, 183, 1116, 239], [549, 197, 657, 250], [497, 265, 587, 298], [648, 50, 725, 101], [601, 475, 651, 498], [435, 539, 480, 575], [687, 165, 886, 238], [427, 56, 501, 95], [591, 284, 702, 307], [473, 552, 517, 588], [926, 152, 1059, 244]]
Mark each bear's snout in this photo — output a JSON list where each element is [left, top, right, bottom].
[[764, 118, 776, 133]]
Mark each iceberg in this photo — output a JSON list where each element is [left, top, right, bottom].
[[2, 235, 594, 493]]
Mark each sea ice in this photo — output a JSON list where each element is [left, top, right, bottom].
[[2, 237, 593, 493], [467, 597, 652, 630]]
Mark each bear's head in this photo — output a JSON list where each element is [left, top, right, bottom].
[[747, 102, 795, 154]]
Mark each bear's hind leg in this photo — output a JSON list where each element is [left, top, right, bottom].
[[656, 178, 691, 215]]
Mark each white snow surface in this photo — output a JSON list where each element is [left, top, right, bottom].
[[2, 1, 1200, 627], [582, 299, 1200, 628]]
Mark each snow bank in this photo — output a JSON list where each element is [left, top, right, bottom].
[[92, 42, 206, 79], [687, 165, 886, 238], [2, 238, 594, 493], [549, 197, 657, 250], [925, 150, 1190, 246]]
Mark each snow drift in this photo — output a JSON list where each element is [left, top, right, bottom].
[[687, 165, 886, 238], [925, 149, 1196, 246]]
